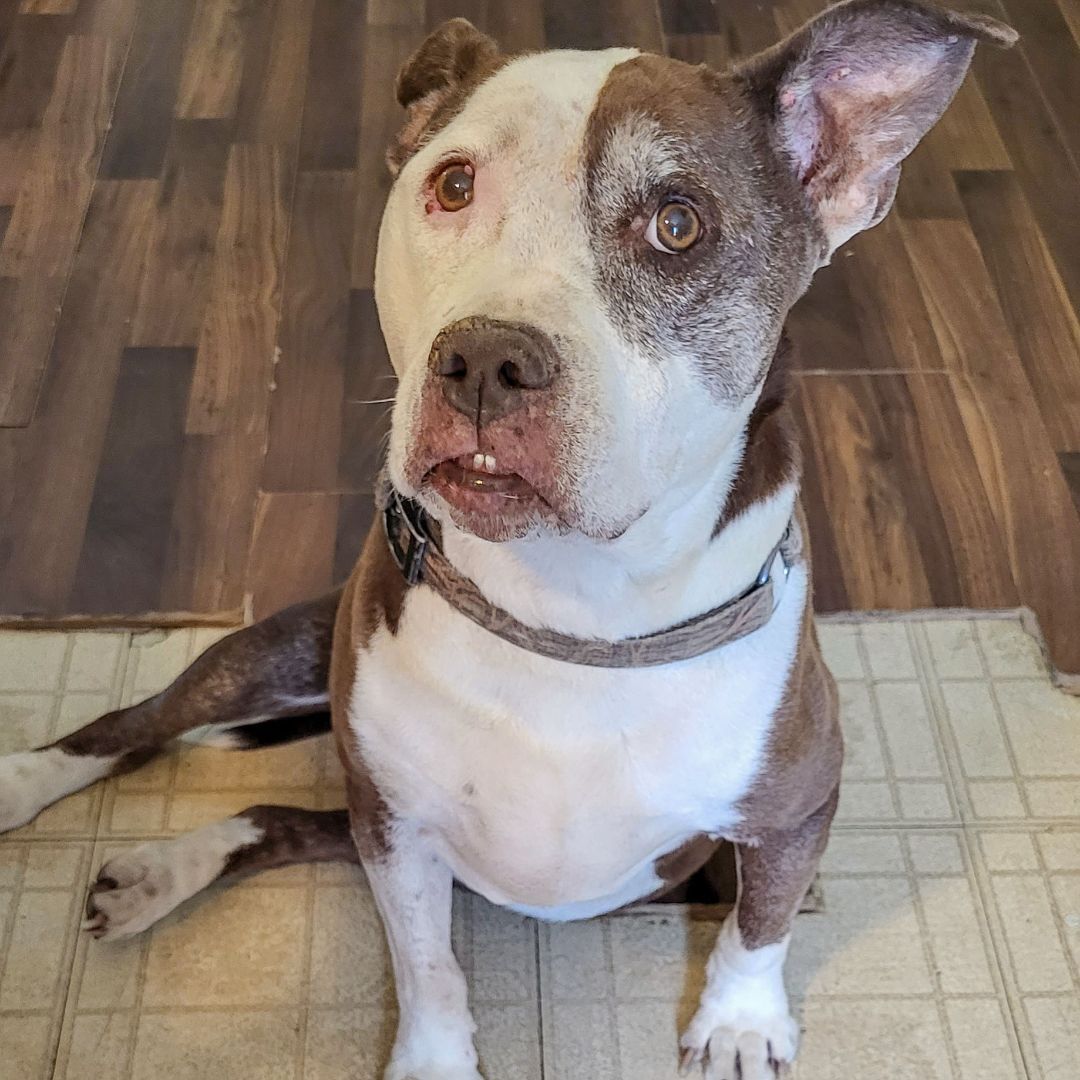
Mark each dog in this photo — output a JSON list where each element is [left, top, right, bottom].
[[0, 2, 1015, 1076]]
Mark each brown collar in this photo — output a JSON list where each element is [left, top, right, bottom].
[[382, 486, 799, 668]]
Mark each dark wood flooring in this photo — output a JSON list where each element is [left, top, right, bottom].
[[1, 0, 1079, 687]]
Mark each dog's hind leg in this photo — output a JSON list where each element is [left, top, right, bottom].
[[0, 590, 342, 832], [84, 806, 355, 940]]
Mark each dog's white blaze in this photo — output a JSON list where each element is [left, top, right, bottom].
[[376, 47, 757, 539], [348, 489, 804, 915], [0, 748, 118, 831]]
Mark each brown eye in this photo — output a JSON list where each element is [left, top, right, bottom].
[[434, 163, 474, 212], [646, 201, 701, 253]]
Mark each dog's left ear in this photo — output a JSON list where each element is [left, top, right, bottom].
[[387, 18, 501, 175], [738, 0, 1016, 258]]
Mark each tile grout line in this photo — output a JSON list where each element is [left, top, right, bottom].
[[47, 842, 103, 1080], [969, 632, 1080, 1006], [909, 620, 1039, 1080], [967, 621, 1080, 1059], [853, 626, 905, 822], [40, 637, 95, 1080], [894, 623, 965, 1080], [601, 917, 624, 1080], [293, 720, 330, 1078], [533, 920, 546, 1080], [897, 829, 964, 1080]]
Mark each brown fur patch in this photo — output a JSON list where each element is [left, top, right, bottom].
[[222, 806, 357, 878], [714, 334, 801, 534], [583, 53, 820, 401], [653, 832, 721, 890], [737, 783, 839, 948], [726, 525, 843, 947], [735, 538, 843, 838], [53, 590, 341, 767], [330, 523, 410, 859], [388, 19, 509, 175]]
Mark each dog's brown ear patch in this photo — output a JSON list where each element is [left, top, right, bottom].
[[738, 0, 1016, 257], [388, 18, 502, 175]]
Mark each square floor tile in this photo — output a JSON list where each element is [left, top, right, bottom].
[[0, 614, 1072, 1078]]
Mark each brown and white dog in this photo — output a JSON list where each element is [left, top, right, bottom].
[[0, 3, 1015, 1077]]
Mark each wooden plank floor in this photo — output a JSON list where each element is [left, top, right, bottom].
[[1, 0, 1078, 684]]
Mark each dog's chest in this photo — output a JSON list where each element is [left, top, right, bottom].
[[348, 577, 804, 917]]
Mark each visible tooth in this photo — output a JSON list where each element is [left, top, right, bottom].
[[484, 454, 497, 473], [472, 453, 485, 470]]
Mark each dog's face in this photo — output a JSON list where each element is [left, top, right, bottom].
[[375, 2, 1013, 542]]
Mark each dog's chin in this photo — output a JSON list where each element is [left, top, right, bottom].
[[423, 458, 565, 543]]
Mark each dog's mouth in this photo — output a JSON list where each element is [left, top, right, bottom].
[[427, 454, 542, 503]]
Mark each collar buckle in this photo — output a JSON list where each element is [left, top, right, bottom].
[[754, 523, 794, 591], [383, 490, 430, 586]]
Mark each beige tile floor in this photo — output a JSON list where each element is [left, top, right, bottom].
[[1, 615, 1078, 1078]]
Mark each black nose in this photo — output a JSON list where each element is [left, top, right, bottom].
[[431, 317, 558, 427]]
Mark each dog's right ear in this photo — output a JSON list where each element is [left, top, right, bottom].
[[387, 18, 502, 175]]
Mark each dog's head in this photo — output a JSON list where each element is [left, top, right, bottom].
[[376, 0, 1014, 543]]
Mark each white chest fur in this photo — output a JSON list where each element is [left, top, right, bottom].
[[347, 559, 806, 921]]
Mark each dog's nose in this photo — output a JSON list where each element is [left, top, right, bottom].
[[431, 317, 557, 427]]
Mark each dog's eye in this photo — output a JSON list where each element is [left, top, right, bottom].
[[645, 201, 701, 253], [434, 163, 475, 212]]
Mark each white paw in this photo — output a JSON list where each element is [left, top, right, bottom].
[[679, 1004, 799, 1079], [0, 748, 114, 833], [0, 752, 50, 832], [385, 1039, 483, 1080], [83, 843, 197, 940], [83, 817, 261, 940], [385, 1063, 483, 1080]]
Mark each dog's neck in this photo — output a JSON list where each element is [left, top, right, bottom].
[[435, 343, 801, 641]]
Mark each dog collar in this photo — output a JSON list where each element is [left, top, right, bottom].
[[382, 487, 798, 668]]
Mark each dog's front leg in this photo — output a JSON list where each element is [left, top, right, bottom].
[[361, 822, 481, 1080], [680, 788, 838, 1078]]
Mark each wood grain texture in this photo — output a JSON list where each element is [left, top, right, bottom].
[[0, 179, 157, 610], [175, 0, 246, 120], [262, 170, 355, 492], [233, 0, 315, 144], [246, 491, 339, 620], [0, 0, 1077, 688], [98, 0, 195, 179], [70, 348, 196, 613], [128, 119, 231, 348], [957, 169, 1080, 451], [901, 217, 1080, 677], [0, 9, 70, 131], [185, 143, 289, 434], [0, 32, 128, 425]]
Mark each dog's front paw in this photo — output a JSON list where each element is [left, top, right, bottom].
[[679, 1004, 799, 1079], [384, 1039, 484, 1080], [0, 752, 46, 832], [83, 844, 189, 940], [384, 1062, 484, 1080]]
